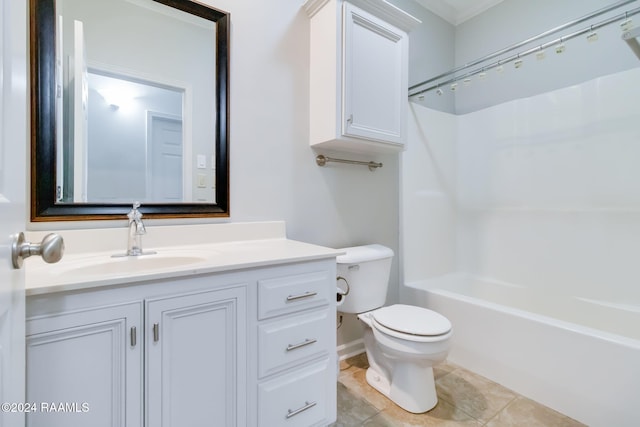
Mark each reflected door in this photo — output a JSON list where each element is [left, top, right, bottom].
[[149, 114, 183, 202]]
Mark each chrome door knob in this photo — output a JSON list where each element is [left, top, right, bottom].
[[11, 232, 65, 269]]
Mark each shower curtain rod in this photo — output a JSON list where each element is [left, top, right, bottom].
[[408, 0, 639, 98]]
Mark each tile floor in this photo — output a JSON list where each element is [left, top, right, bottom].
[[332, 353, 586, 427]]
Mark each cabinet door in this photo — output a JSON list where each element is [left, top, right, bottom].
[[25, 302, 143, 427], [342, 2, 407, 145], [146, 286, 246, 427]]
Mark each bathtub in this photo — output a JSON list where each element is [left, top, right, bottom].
[[401, 272, 640, 427]]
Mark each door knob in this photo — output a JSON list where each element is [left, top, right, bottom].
[[11, 232, 65, 269]]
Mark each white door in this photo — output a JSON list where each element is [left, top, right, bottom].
[[148, 113, 183, 201], [72, 20, 89, 203], [0, 0, 28, 425]]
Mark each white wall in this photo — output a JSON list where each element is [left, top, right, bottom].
[[449, 0, 640, 305], [403, 2, 640, 309], [456, 68, 640, 304], [388, 0, 456, 113], [402, 104, 457, 284], [453, 0, 640, 114]]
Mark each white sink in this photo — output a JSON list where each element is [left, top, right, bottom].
[[56, 252, 210, 277]]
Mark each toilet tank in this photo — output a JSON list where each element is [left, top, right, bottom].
[[336, 244, 394, 314]]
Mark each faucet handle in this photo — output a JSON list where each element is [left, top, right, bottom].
[[128, 201, 143, 221]]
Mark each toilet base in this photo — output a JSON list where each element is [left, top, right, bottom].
[[365, 365, 392, 397], [365, 364, 438, 414]]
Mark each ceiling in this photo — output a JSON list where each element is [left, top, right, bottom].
[[413, 0, 505, 25]]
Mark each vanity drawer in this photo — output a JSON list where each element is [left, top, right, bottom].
[[258, 359, 331, 427], [258, 308, 330, 378], [258, 270, 331, 319]]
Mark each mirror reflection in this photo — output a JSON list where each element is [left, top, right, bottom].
[[81, 72, 185, 202], [56, 0, 217, 204]]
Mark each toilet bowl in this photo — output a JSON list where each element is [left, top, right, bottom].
[[358, 304, 452, 413], [336, 245, 452, 413]]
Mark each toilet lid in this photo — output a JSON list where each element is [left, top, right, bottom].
[[372, 304, 451, 336]]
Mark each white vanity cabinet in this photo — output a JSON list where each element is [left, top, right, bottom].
[[26, 277, 247, 427], [254, 267, 336, 427], [26, 302, 143, 427], [305, 0, 420, 154], [145, 286, 247, 427], [26, 255, 337, 427]]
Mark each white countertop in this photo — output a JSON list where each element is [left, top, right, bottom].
[[25, 222, 343, 296]]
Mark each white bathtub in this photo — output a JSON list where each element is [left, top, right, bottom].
[[402, 272, 640, 427]]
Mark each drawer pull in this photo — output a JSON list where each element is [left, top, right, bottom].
[[286, 338, 317, 352], [286, 291, 317, 302], [286, 401, 317, 419]]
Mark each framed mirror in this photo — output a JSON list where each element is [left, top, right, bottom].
[[30, 0, 229, 221]]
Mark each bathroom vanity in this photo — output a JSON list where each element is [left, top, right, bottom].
[[25, 222, 340, 427]]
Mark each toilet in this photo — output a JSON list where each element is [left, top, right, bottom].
[[336, 244, 452, 413]]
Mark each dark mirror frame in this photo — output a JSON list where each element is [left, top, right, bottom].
[[30, 0, 230, 221]]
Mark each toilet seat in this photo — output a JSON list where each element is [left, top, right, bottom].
[[372, 304, 452, 342]]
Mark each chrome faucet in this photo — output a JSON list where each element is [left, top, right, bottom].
[[127, 202, 147, 256]]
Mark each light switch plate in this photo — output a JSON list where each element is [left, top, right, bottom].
[[197, 154, 207, 169]]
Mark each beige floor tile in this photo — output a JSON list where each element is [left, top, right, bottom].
[[372, 398, 482, 427], [340, 366, 394, 412], [436, 368, 517, 423], [485, 397, 587, 427], [332, 382, 381, 427], [340, 353, 370, 376], [337, 354, 583, 427], [434, 361, 458, 380], [361, 412, 401, 426]]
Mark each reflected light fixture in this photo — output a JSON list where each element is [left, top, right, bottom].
[[98, 88, 134, 110]]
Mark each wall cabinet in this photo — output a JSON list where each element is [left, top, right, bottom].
[[26, 258, 336, 427], [305, 0, 420, 154]]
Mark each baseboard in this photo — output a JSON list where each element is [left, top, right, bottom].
[[336, 338, 365, 361]]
